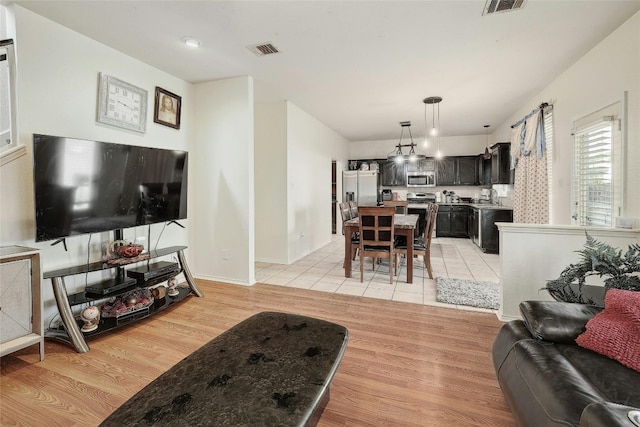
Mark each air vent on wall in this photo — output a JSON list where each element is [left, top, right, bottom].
[[247, 43, 280, 56], [483, 0, 526, 15]]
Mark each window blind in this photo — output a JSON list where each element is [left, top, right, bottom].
[[572, 100, 622, 227], [573, 121, 613, 226]]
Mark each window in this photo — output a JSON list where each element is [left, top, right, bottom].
[[0, 39, 16, 154], [572, 102, 622, 227]]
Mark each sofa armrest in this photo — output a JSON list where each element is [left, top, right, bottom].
[[519, 301, 602, 344], [581, 403, 640, 427]]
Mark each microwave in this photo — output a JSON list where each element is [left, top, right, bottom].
[[407, 171, 436, 187]]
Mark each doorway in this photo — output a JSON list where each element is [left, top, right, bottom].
[[331, 161, 337, 234]]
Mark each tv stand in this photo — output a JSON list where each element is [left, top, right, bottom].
[[44, 246, 203, 353]]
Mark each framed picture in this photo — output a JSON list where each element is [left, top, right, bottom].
[[154, 87, 181, 129], [97, 73, 148, 133]]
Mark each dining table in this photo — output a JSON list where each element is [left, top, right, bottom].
[[343, 213, 419, 283]]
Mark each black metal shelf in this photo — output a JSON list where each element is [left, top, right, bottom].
[[67, 269, 183, 306], [48, 287, 192, 339], [43, 246, 187, 279], [44, 246, 203, 353]]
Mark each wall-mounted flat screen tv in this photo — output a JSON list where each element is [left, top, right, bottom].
[[33, 134, 188, 242]]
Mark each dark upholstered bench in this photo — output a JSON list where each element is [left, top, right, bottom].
[[100, 312, 349, 427]]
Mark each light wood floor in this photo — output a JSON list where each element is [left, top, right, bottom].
[[1, 280, 516, 426]]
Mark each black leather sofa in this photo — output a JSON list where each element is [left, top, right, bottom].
[[492, 300, 640, 427]]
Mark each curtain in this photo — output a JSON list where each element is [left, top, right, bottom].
[[512, 106, 549, 224]]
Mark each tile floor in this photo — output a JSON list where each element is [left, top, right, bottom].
[[256, 234, 500, 314]]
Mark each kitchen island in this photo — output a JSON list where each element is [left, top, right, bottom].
[[431, 202, 513, 253], [467, 204, 513, 253]]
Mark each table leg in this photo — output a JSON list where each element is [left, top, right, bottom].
[[344, 225, 353, 278], [403, 229, 414, 283]]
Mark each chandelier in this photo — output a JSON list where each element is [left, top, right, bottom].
[[387, 121, 426, 164]]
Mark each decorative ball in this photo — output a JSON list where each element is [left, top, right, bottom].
[[81, 305, 100, 322], [81, 305, 101, 332]]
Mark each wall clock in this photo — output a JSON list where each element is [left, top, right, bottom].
[[97, 73, 148, 133]]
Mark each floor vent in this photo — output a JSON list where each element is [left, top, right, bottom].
[[247, 43, 280, 56], [483, 0, 526, 15]]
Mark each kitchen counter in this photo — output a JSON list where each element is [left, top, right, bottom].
[[407, 203, 431, 210], [469, 203, 513, 211], [432, 202, 513, 253], [408, 201, 513, 211]]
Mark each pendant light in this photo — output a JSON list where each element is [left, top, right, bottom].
[[423, 96, 442, 158], [483, 124, 492, 160], [387, 121, 426, 164]]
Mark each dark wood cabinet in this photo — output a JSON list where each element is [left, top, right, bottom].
[[469, 207, 479, 242], [331, 161, 337, 234], [490, 143, 513, 184], [476, 155, 492, 185], [436, 156, 477, 186], [381, 160, 407, 186], [436, 157, 456, 185], [478, 208, 513, 253], [406, 158, 435, 173], [436, 204, 469, 237], [457, 156, 477, 185]]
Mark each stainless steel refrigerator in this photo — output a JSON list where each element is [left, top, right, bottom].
[[343, 170, 378, 206]]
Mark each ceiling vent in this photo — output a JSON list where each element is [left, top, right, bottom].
[[483, 0, 526, 15], [247, 43, 280, 56]]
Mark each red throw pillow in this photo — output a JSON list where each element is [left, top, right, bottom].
[[576, 289, 640, 372]]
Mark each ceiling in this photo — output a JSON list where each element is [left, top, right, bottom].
[[9, 1, 640, 141]]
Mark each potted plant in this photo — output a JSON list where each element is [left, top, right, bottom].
[[544, 232, 640, 305]]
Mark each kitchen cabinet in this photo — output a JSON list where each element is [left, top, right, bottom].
[[407, 158, 436, 173], [476, 155, 492, 185], [436, 204, 469, 237], [471, 207, 513, 254], [436, 156, 477, 186], [381, 160, 407, 186], [491, 143, 513, 184], [469, 207, 479, 242], [436, 157, 456, 185]]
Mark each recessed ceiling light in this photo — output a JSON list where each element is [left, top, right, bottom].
[[182, 37, 201, 48]]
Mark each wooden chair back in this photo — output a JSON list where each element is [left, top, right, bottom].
[[358, 206, 395, 284], [348, 201, 358, 219], [383, 200, 408, 214], [339, 202, 352, 223], [395, 203, 439, 279], [424, 203, 439, 250]]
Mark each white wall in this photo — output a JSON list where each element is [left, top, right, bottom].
[[493, 11, 640, 225], [498, 224, 640, 321], [255, 101, 349, 264], [255, 101, 288, 263], [2, 5, 192, 321], [286, 102, 349, 261], [350, 134, 489, 160], [191, 77, 255, 285]]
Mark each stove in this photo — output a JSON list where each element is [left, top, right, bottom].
[[406, 193, 436, 204]]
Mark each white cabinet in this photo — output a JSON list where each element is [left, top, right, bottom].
[[0, 246, 44, 361]]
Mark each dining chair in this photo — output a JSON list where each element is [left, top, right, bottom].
[[348, 201, 358, 219], [358, 206, 395, 284], [339, 202, 359, 264], [395, 203, 439, 279], [384, 200, 409, 247]]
